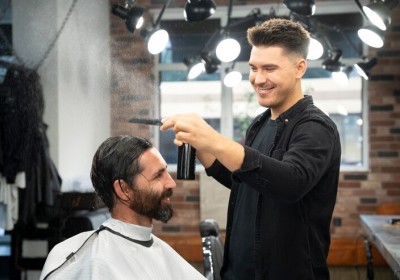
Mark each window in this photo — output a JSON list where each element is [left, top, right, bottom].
[[157, 4, 367, 170]]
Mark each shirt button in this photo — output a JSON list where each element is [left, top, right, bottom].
[[285, 119, 289, 122]]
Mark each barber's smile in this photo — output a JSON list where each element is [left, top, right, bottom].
[[257, 85, 276, 96]]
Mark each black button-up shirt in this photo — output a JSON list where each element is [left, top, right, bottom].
[[206, 96, 341, 280]]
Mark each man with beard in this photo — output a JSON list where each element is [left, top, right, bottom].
[[161, 18, 341, 279], [40, 136, 206, 280]]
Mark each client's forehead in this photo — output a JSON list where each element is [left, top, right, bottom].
[[139, 147, 167, 175]]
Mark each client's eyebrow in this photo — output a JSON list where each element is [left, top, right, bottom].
[[151, 166, 167, 180]]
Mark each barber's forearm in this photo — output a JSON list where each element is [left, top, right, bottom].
[[196, 151, 216, 168], [211, 135, 245, 172]]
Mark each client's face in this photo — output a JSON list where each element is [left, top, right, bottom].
[[130, 148, 176, 223]]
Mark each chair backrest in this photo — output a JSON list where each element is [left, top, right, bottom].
[[199, 219, 224, 280]]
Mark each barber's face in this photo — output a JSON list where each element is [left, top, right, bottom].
[[130, 148, 176, 223], [249, 46, 305, 117]]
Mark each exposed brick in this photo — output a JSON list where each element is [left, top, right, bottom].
[[387, 190, 400, 196], [390, 127, 400, 134], [377, 150, 399, 157], [382, 182, 400, 189], [381, 166, 400, 173], [339, 181, 361, 188], [377, 49, 400, 57], [370, 104, 394, 111], [370, 74, 396, 81], [186, 195, 200, 202], [356, 205, 377, 212], [360, 197, 378, 204], [343, 173, 368, 181], [332, 217, 342, 227], [162, 225, 181, 232]]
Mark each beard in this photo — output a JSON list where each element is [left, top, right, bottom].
[[129, 188, 174, 223]]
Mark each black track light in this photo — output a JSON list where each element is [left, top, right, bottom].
[[112, 4, 144, 33], [184, 0, 216, 22], [283, 0, 316, 16], [354, 58, 378, 80], [322, 49, 345, 72]]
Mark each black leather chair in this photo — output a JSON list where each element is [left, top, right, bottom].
[[199, 219, 224, 280]]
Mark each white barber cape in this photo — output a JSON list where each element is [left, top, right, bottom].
[[40, 218, 206, 280]]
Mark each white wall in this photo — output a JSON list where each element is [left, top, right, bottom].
[[12, 0, 111, 191]]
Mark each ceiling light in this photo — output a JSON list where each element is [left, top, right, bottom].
[[145, 29, 169, 55], [307, 37, 324, 60], [322, 49, 345, 72], [184, 57, 205, 80], [184, 0, 216, 22], [139, 0, 171, 55], [283, 0, 316, 16], [336, 104, 349, 116], [224, 70, 242, 87], [357, 25, 384, 48], [201, 52, 220, 74], [215, 38, 241, 63], [332, 66, 352, 86], [111, 5, 144, 33], [188, 62, 205, 79], [362, 0, 399, 31], [354, 58, 378, 80]]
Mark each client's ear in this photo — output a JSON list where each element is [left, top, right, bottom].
[[113, 179, 130, 201]]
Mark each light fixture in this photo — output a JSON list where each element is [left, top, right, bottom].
[[184, 0, 216, 22], [332, 66, 352, 86], [322, 49, 345, 72], [140, 0, 171, 55], [184, 57, 205, 80], [357, 25, 384, 48], [111, 4, 144, 33], [201, 52, 220, 74], [215, 38, 241, 62], [142, 29, 169, 55], [283, 0, 316, 16], [354, 58, 378, 80], [336, 104, 349, 116], [224, 68, 242, 87], [307, 37, 324, 60], [214, 0, 241, 64], [362, 0, 399, 31]]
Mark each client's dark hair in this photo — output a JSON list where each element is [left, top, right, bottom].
[[90, 135, 152, 210]]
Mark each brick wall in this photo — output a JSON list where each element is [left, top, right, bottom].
[[110, 1, 400, 241], [110, 0, 157, 140], [332, 6, 400, 239]]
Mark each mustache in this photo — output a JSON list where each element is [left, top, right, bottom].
[[161, 188, 173, 199]]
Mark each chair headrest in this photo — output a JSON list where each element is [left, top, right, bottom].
[[199, 219, 220, 237]]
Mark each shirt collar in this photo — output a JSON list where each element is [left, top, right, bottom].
[[277, 95, 313, 123]]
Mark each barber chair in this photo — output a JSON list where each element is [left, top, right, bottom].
[[63, 207, 110, 238], [10, 192, 110, 279], [199, 219, 224, 280]]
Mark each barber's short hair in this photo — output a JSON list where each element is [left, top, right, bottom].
[[247, 18, 310, 59], [90, 135, 152, 210]]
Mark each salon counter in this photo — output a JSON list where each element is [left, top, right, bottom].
[[360, 214, 400, 277]]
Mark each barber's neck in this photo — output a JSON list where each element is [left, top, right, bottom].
[[271, 91, 304, 120]]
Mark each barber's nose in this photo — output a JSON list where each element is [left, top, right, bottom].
[[253, 72, 267, 85]]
